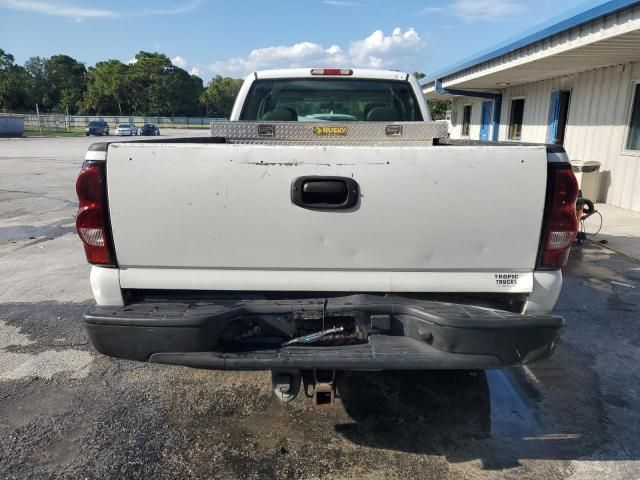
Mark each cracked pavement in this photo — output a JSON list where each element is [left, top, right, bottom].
[[1, 134, 639, 479]]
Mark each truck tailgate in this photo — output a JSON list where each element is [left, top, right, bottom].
[[105, 143, 547, 293]]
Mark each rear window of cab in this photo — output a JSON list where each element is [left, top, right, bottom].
[[240, 78, 423, 122]]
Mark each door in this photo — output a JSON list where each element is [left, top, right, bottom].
[[547, 90, 571, 145], [479, 101, 492, 141]]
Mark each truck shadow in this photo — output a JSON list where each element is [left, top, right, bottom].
[[332, 244, 638, 469], [334, 354, 608, 469]]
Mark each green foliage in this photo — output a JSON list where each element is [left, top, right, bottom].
[[1, 51, 87, 113], [82, 60, 130, 115], [128, 52, 172, 115], [0, 48, 34, 112], [413, 72, 451, 121], [0, 49, 211, 116], [44, 55, 87, 113], [428, 100, 452, 120], [0, 48, 15, 70], [24, 57, 47, 108], [200, 76, 243, 118], [82, 53, 203, 116]]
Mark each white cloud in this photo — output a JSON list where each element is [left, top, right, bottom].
[[127, 57, 138, 65], [322, 0, 364, 6], [209, 27, 426, 77], [420, 6, 445, 15], [0, 0, 112, 18], [420, 0, 524, 21], [171, 55, 187, 68], [131, 0, 201, 16], [189, 66, 201, 77], [0, 0, 202, 20], [349, 27, 423, 68], [454, 0, 523, 20]]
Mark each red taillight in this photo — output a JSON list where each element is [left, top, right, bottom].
[[76, 161, 114, 265], [310, 68, 353, 76], [539, 165, 579, 268]]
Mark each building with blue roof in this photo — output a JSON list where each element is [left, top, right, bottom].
[[424, 0, 640, 212]]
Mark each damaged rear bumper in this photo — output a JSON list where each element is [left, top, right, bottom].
[[83, 294, 563, 371]]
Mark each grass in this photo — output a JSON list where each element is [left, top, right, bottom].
[[20, 125, 212, 137], [23, 127, 87, 137]]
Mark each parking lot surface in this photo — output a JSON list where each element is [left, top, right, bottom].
[[1, 134, 639, 479]]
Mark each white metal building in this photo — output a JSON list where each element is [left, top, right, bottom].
[[424, 0, 640, 212]]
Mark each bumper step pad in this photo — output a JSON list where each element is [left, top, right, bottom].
[[148, 335, 502, 370]]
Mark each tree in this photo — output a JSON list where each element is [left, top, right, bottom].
[[188, 75, 205, 115], [200, 76, 243, 118], [24, 56, 47, 108], [44, 54, 87, 113], [161, 67, 203, 116], [82, 60, 130, 115], [3, 49, 206, 116], [123, 51, 203, 116], [428, 100, 452, 120], [0, 48, 14, 70], [127, 51, 172, 115], [0, 49, 34, 112], [413, 71, 451, 120]]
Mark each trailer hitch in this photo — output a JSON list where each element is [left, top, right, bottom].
[[303, 369, 338, 408]]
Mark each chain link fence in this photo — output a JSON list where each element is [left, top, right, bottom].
[[21, 114, 226, 133]]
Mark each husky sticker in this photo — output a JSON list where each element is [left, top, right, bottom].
[[313, 126, 348, 136]]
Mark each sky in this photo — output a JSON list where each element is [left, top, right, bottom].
[[0, 0, 612, 82]]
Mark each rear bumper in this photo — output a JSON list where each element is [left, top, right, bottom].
[[84, 294, 564, 371]]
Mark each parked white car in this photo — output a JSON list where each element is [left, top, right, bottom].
[[114, 123, 138, 136]]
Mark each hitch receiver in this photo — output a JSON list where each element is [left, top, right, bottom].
[[305, 370, 338, 408]]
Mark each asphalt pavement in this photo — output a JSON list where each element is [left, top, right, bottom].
[[1, 133, 639, 479]]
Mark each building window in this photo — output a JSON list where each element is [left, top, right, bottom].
[[627, 84, 640, 151], [508, 98, 525, 140], [461, 105, 472, 137]]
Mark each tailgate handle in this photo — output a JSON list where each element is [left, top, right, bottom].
[[292, 176, 359, 210]]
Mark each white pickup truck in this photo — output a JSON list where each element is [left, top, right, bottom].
[[76, 68, 578, 403]]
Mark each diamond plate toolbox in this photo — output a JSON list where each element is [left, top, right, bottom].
[[210, 121, 449, 144]]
